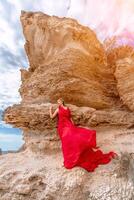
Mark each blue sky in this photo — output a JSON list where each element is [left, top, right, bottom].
[[0, 0, 134, 151]]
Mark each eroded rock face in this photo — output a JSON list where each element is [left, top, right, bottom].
[[104, 38, 134, 111], [0, 127, 134, 200], [115, 56, 134, 111], [1, 11, 134, 200], [19, 11, 119, 109], [3, 103, 134, 154]]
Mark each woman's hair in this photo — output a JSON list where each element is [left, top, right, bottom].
[[58, 97, 65, 105]]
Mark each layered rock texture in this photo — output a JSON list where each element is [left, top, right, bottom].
[[104, 37, 134, 111], [19, 11, 120, 109], [1, 11, 134, 199]]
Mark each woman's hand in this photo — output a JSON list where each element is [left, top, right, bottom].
[[49, 105, 58, 119], [49, 105, 53, 110]]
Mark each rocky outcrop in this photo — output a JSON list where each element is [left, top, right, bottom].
[[1, 11, 134, 200], [19, 11, 122, 109], [115, 56, 134, 111], [3, 103, 134, 154], [0, 126, 134, 200], [104, 37, 134, 111]]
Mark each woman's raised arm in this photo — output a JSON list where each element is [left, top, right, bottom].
[[49, 105, 59, 119]]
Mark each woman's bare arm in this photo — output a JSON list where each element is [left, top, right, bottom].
[[49, 105, 59, 119]]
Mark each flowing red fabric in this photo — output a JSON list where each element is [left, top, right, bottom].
[[57, 105, 118, 172]]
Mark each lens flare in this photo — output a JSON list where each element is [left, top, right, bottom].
[[67, 0, 134, 44]]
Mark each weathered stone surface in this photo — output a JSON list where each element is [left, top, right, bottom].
[[104, 37, 134, 111], [19, 11, 120, 109], [1, 11, 134, 200], [0, 128, 134, 200], [3, 103, 134, 153]]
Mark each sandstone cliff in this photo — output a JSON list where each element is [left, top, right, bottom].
[[104, 37, 134, 111], [0, 11, 134, 200], [19, 11, 122, 109]]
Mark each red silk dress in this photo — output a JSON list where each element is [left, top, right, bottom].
[[57, 105, 117, 172]]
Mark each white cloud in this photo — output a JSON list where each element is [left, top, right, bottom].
[[67, 0, 134, 40], [0, 67, 21, 110], [0, 0, 70, 111]]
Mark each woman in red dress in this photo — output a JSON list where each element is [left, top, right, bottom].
[[49, 98, 118, 172]]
